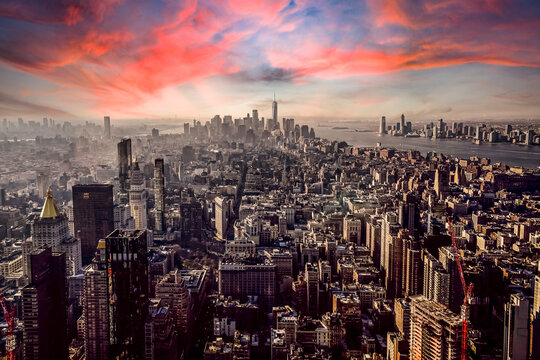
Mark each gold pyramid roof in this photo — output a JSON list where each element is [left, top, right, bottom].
[[40, 187, 59, 218]]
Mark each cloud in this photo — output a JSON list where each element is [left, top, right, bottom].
[[0, 0, 538, 118], [0, 92, 73, 117]]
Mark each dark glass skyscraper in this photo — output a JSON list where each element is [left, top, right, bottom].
[[73, 184, 114, 265], [117, 138, 132, 197], [82, 229, 149, 359], [22, 247, 68, 360], [105, 229, 149, 358]]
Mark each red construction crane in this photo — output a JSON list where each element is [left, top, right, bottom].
[[0, 292, 15, 360], [447, 217, 473, 360]]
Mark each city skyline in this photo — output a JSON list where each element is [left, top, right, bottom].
[[1, 0, 540, 122]]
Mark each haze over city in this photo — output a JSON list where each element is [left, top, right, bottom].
[[1, 0, 540, 122]]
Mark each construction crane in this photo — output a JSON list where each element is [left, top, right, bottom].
[[447, 217, 474, 360], [0, 292, 15, 360]]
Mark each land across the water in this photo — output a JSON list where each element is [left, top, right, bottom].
[[317, 127, 540, 169]]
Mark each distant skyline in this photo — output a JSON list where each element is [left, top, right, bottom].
[[1, 0, 539, 122]]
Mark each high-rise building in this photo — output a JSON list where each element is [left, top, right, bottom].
[[117, 138, 132, 197], [439, 246, 464, 313], [503, 293, 531, 360], [83, 241, 109, 360], [105, 229, 149, 358], [155, 269, 190, 339], [423, 252, 450, 308], [386, 230, 405, 299], [144, 299, 178, 360], [32, 188, 82, 276], [154, 158, 165, 233], [305, 263, 319, 317], [179, 188, 203, 241], [104, 116, 111, 138], [215, 196, 231, 240], [35, 171, 49, 198], [400, 114, 405, 134], [272, 94, 278, 131], [72, 184, 114, 265], [434, 166, 450, 199], [379, 116, 387, 134], [409, 295, 462, 360], [22, 248, 68, 360], [129, 160, 147, 230], [218, 256, 276, 310], [184, 123, 190, 137], [531, 275, 540, 357], [343, 215, 362, 245], [404, 238, 423, 297]]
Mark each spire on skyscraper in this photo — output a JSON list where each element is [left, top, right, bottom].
[[40, 187, 59, 218]]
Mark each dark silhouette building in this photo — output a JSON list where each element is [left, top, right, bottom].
[[106, 229, 149, 358], [73, 184, 114, 265], [22, 247, 68, 360], [117, 138, 132, 198]]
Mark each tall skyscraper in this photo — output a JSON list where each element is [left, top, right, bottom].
[[379, 116, 387, 134], [117, 138, 132, 198], [215, 196, 231, 240], [503, 293, 531, 360], [154, 158, 165, 233], [272, 93, 278, 131], [31, 188, 82, 276], [106, 229, 149, 358], [409, 295, 462, 360], [73, 184, 114, 265], [386, 231, 405, 299], [83, 230, 149, 359], [103, 116, 111, 138], [305, 263, 319, 317], [83, 240, 109, 360], [22, 248, 68, 360], [129, 160, 147, 230], [400, 114, 405, 134]]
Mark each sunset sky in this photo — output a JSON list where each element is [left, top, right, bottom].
[[1, 0, 539, 123]]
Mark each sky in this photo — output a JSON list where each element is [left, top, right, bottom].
[[0, 0, 539, 124]]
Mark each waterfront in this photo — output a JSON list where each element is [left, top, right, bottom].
[[317, 127, 540, 169]]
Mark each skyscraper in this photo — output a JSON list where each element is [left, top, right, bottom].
[[306, 263, 319, 317], [379, 116, 387, 134], [272, 93, 278, 131], [531, 275, 540, 357], [503, 293, 531, 360], [215, 196, 231, 240], [154, 158, 165, 233], [117, 138, 132, 198], [83, 240, 109, 360], [31, 188, 82, 276], [409, 295, 462, 360], [105, 229, 149, 358], [129, 160, 147, 230], [72, 184, 114, 265], [104, 116, 111, 138], [22, 248, 68, 360], [400, 114, 405, 134]]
